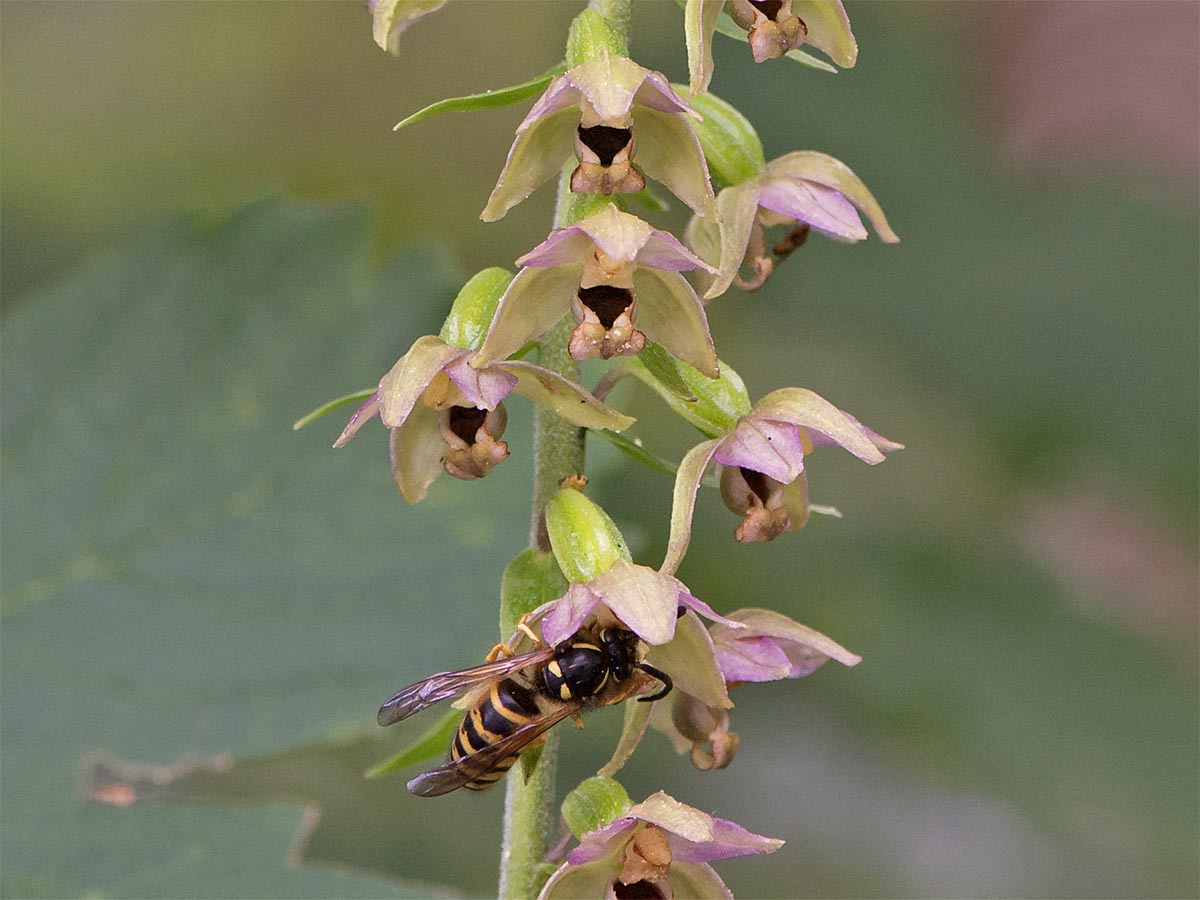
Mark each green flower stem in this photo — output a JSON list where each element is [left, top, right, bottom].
[[498, 3, 634, 897]]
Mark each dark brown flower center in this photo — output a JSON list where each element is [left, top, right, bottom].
[[447, 406, 487, 444], [751, 0, 784, 19], [740, 466, 774, 504], [578, 125, 633, 167], [613, 880, 668, 900], [578, 285, 633, 329]]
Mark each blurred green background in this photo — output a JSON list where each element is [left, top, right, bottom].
[[2, 2, 1197, 898]]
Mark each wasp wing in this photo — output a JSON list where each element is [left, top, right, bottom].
[[406, 703, 578, 797], [377, 646, 557, 726]]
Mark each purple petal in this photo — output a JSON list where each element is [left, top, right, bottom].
[[443, 354, 516, 409], [633, 69, 697, 116], [713, 635, 793, 683], [636, 230, 718, 273], [757, 178, 868, 242], [332, 392, 381, 448], [517, 74, 580, 133], [712, 418, 806, 484], [669, 817, 785, 862], [676, 590, 747, 631], [515, 227, 596, 268], [540, 583, 601, 645], [566, 818, 638, 865]]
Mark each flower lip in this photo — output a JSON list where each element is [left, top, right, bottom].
[[580, 285, 634, 329], [578, 125, 634, 166]]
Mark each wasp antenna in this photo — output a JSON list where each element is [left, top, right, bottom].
[[634, 662, 673, 702]]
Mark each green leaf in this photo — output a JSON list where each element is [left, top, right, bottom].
[[624, 354, 751, 438], [393, 64, 566, 130], [367, 708, 461, 778], [292, 388, 375, 431], [589, 428, 683, 478]]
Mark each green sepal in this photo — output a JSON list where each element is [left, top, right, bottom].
[[365, 707, 460, 777], [625, 355, 751, 438], [565, 9, 629, 67], [438, 267, 514, 350], [500, 548, 569, 640], [681, 89, 765, 189], [561, 776, 632, 839], [291, 388, 375, 431], [393, 64, 567, 130], [639, 340, 697, 404], [545, 489, 630, 584]]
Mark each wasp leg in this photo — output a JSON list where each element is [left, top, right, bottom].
[[484, 641, 518, 662], [570, 713, 586, 730]]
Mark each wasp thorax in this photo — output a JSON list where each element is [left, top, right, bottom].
[[569, 285, 646, 361], [720, 465, 791, 543], [727, 0, 808, 62], [438, 403, 509, 480], [543, 640, 609, 701]]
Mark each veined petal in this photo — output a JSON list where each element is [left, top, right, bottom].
[[714, 635, 793, 682], [377, 335, 461, 428], [757, 178, 868, 242], [523, 205, 713, 272], [332, 391, 381, 448], [518, 73, 582, 130], [442, 354, 516, 410], [646, 611, 731, 709], [705, 182, 763, 299], [541, 582, 603, 646], [633, 107, 719, 220], [472, 264, 581, 368], [712, 418, 807, 483], [626, 792, 714, 843], [566, 48, 656, 121], [662, 438, 721, 576], [671, 818, 785, 862], [633, 68, 699, 116], [750, 387, 889, 464], [589, 559, 679, 645], [721, 607, 863, 668], [633, 268, 718, 378], [765, 151, 899, 242], [388, 405, 444, 503], [793, 0, 858, 68], [497, 360, 635, 431], [481, 106, 578, 222], [685, 0, 726, 93]]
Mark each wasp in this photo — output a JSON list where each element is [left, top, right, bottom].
[[377, 622, 673, 797]]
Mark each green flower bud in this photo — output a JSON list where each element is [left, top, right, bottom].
[[545, 488, 630, 583], [565, 9, 629, 67], [679, 90, 766, 189], [561, 776, 633, 839], [438, 267, 514, 350]]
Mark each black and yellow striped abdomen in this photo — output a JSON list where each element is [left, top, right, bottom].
[[451, 679, 542, 791]]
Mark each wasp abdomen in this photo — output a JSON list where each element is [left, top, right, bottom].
[[452, 679, 541, 791]]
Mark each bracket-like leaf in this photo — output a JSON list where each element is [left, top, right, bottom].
[[393, 64, 567, 131], [366, 707, 462, 778]]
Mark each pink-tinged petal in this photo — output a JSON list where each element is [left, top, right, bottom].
[[750, 388, 888, 464], [472, 264, 582, 368], [377, 335, 461, 428], [808, 412, 904, 454], [793, 0, 857, 68], [589, 560, 679, 645], [538, 857, 621, 900], [685, 0, 726, 93], [541, 582, 602, 646], [633, 268, 718, 378], [370, 0, 448, 54], [668, 861, 734, 899], [765, 151, 899, 242], [721, 607, 862, 668], [517, 74, 581, 131], [498, 360, 635, 431], [757, 178, 868, 242], [626, 792, 714, 843], [481, 106, 578, 222], [636, 229, 717, 273], [566, 818, 640, 866], [675, 590, 748, 631], [633, 106, 719, 220], [645, 611, 731, 709], [388, 405, 444, 504], [781, 469, 812, 531], [634, 69, 699, 117], [713, 634, 793, 683], [662, 438, 722, 576], [566, 49, 652, 121], [705, 182, 762, 300], [515, 227, 598, 269], [332, 391, 381, 448], [670, 818, 785, 862], [442, 354, 516, 410], [712, 418, 807, 484]]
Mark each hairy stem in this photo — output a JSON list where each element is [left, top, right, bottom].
[[498, 2, 634, 897]]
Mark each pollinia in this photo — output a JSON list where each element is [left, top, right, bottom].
[[304, 1, 902, 896]]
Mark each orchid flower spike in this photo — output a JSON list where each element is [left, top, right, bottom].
[[664, 387, 901, 567], [472, 205, 721, 377], [540, 790, 783, 900], [334, 270, 633, 503], [482, 47, 717, 222], [686, 0, 858, 92]]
